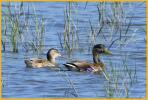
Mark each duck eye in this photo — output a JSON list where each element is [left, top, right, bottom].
[[55, 50, 59, 53], [96, 49, 104, 53]]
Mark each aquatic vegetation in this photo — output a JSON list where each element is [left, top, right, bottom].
[[2, 16, 7, 52], [2, 2, 145, 98], [57, 2, 143, 98], [2, 2, 24, 52], [104, 55, 137, 98], [59, 2, 79, 57], [88, 2, 143, 50], [21, 4, 45, 57], [2, 2, 45, 55], [56, 69, 79, 97]]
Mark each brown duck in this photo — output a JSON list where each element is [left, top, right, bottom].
[[63, 44, 112, 73], [25, 48, 61, 68]]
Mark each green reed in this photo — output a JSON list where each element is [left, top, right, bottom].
[[88, 2, 137, 49], [24, 4, 45, 57], [56, 68, 79, 97], [2, 16, 7, 51], [2, 2, 25, 52], [59, 2, 79, 58], [21, 3, 45, 57], [86, 3, 139, 97], [3, 2, 24, 53], [2, 2, 142, 98], [57, 2, 139, 97], [2, 2, 45, 56], [104, 55, 137, 98]]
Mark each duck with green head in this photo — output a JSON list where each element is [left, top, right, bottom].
[[63, 44, 112, 73]]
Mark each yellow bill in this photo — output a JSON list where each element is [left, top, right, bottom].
[[104, 48, 112, 55]]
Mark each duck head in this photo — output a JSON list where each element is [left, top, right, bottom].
[[92, 44, 112, 63], [47, 48, 61, 62], [93, 44, 112, 55]]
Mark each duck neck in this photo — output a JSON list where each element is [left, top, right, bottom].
[[49, 58, 56, 65], [47, 55, 56, 65], [93, 52, 101, 64]]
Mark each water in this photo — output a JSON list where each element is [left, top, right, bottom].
[[2, 2, 146, 98]]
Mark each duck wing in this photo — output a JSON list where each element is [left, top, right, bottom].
[[63, 60, 92, 71], [25, 58, 52, 68], [63, 60, 105, 72]]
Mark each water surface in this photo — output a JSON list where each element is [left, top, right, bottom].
[[2, 2, 146, 98]]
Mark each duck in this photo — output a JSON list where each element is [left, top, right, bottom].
[[63, 44, 112, 73], [25, 48, 61, 68]]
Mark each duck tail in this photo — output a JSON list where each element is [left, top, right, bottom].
[[24, 59, 32, 67]]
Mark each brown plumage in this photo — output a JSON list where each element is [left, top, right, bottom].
[[25, 48, 61, 68], [64, 61, 105, 73], [63, 44, 111, 73]]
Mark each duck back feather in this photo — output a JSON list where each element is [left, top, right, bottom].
[[25, 58, 55, 68]]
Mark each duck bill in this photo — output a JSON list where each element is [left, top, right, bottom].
[[104, 48, 112, 55]]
